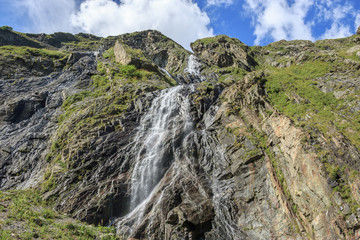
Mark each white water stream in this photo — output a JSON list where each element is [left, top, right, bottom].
[[116, 55, 208, 236], [129, 85, 192, 209], [185, 55, 205, 81]]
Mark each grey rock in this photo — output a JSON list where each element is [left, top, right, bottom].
[[346, 214, 358, 228], [343, 203, 351, 215], [1, 29, 360, 240], [333, 192, 343, 206]]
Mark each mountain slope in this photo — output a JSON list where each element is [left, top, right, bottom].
[[0, 27, 360, 239]]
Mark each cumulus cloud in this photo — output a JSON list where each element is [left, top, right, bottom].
[[14, 0, 76, 33], [71, 0, 213, 49], [243, 0, 360, 45], [315, 1, 357, 39], [321, 23, 352, 39], [243, 0, 314, 45], [12, 0, 213, 49], [207, 0, 234, 7]]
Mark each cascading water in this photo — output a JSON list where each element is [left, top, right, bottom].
[[129, 85, 192, 209], [116, 57, 201, 236], [185, 55, 202, 76], [185, 55, 205, 82], [116, 55, 214, 237], [128, 55, 203, 209]]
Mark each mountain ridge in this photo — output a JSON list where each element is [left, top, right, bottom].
[[0, 27, 360, 239]]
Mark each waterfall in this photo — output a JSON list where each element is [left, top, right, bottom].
[[129, 56, 203, 210], [116, 84, 194, 235], [185, 55, 205, 82], [185, 55, 202, 76], [116, 56, 206, 237], [129, 85, 192, 209]]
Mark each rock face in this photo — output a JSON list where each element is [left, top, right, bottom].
[[0, 52, 98, 191], [191, 35, 257, 70], [118, 30, 190, 74], [114, 41, 132, 65], [1, 29, 360, 240]]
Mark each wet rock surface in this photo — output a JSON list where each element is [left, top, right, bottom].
[[0, 53, 98, 190]]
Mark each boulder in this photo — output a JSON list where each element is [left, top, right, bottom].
[[114, 40, 133, 65], [114, 40, 158, 72]]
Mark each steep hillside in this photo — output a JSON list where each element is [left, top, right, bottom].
[[0, 27, 360, 239]]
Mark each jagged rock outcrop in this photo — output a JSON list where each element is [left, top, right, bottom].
[[1, 28, 360, 240], [191, 35, 257, 70], [118, 30, 190, 74]]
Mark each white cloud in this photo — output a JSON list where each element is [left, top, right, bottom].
[[15, 0, 76, 33], [71, 0, 213, 49], [12, 0, 213, 50], [321, 23, 352, 39], [315, 0, 352, 22], [355, 14, 360, 31], [72, 0, 213, 48], [207, 0, 234, 7], [244, 0, 360, 45], [315, 1, 356, 39], [244, 0, 314, 45]]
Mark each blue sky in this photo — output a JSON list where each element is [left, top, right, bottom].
[[1, 0, 360, 49]]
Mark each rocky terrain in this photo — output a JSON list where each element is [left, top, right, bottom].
[[0, 26, 360, 239]]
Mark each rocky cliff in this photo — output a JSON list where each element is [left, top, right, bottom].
[[0, 27, 360, 240]]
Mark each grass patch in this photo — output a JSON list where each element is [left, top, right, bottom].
[[264, 60, 360, 148], [0, 190, 119, 239], [44, 48, 173, 192], [0, 46, 67, 59], [197, 37, 218, 45], [62, 41, 101, 51]]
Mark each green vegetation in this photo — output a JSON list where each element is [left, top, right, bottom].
[[201, 65, 247, 87], [232, 36, 360, 223], [103, 47, 115, 60], [193, 81, 215, 104], [0, 46, 67, 59], [325, 163, 360, 215], [195, 35, 242, 46], [0, 26, 13, 31], [0, 45, 69, 78], [218, 67, 247, 86], [314, 34, 360, 51], [197, 37, 218, 45], [62, 41, 101, 51], [241, 38, 360, 220], [44, 47, 174, 192], [0, 190, 119, 239], [264, 61, 360, 149], [123, 45, 147, 62], [265, 61, 333, 116]]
